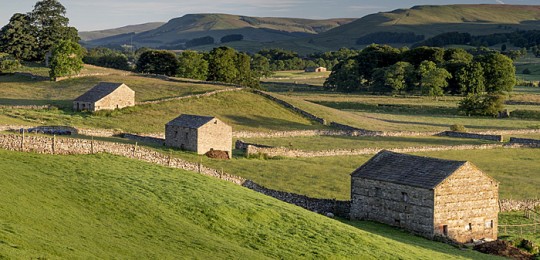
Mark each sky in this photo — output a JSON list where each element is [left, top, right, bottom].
[[1, 0, 538, 31]]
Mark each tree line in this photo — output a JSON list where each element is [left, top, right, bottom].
[[325, 44, 516, 116], [0, 0, 83, 79]]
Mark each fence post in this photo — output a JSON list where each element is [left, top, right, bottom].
[[91, 136, 94, 154], [52, 134, 56, 154], [20, 129, 25, 151]]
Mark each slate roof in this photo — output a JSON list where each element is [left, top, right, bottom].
[[74, 82, 127, 102], [166, 114, 217, 129], [351, 150, 467, 189]]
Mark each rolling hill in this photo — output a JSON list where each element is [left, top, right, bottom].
[[0, 149, 496, 258], [84, 13, 354, 48], [291, 4, 540, 51], [79, 22, 166, 42]]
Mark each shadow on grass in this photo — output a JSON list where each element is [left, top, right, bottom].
[[224, 115, 325, 131], [0, 98, 71, 107], [337, 219, 484, 258]]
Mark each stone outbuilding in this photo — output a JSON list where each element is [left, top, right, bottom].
[[350, 150, 499, 243], [304, 66, 327, 73], [165, 114, 232, 157], [73, 82, 135, 112]]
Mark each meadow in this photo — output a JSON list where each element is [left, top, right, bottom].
[[0, 149, 496, 259]]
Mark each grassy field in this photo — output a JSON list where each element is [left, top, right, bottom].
[[0, 91, 326, 133], [0, 68, 226, 106], [242, 135, 496, 151], [499, 211, 540, 246], [145, 145, 540, 201], [0, 149, 496, 259]]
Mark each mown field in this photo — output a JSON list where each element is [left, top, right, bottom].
[[0, 149, 496, 259]]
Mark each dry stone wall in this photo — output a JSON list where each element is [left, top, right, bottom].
[[137, 88, 243, 105], [438, 131, 503, 142], [499, 199, 540, 211], [509, 137, 540, 146], [251, 90, 326, 124], [242, 143, 514, 158], [243, 180, 350, 217]]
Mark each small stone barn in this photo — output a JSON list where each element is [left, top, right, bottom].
[[73, 82, 135, 112], [350, 150, 499, 243], [165, 114, 232, 157], [304, 66, 327, 73]]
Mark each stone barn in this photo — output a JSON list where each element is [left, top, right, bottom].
[[350, 150, 499, 243], [165, 114, 232, 157], [73, 82, 135, 112], [304, 66, 327, 73]]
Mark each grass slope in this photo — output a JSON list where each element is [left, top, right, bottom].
[[0, 65, 226, 106], [0, 149, 495, 259], [288, 4, 540, 52], [89, 13, 354, 47], [79, 22, 166, 42], [0, 91, 326, 133]]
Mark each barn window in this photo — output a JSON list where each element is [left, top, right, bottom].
[[402, 192, 409, 202], [443, 225, 448, 236], [214, 120, 218, 124], [174, 131, 178, 137], [185, 132, 189, 140], [485, 220, 494, 228], [465, 223, 472, 231], [375, 187, 381, 196]]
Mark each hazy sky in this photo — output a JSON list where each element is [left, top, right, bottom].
[[1, 0, 538, 31]]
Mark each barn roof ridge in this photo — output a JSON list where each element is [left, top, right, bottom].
[[74, 82, 128, 102]]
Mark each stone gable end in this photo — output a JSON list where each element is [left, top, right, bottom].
[[94, 84, 135, 111], [433, 162, 499, 243]]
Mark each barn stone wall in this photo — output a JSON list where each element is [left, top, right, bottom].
[[434, 163, 499, 243], [197, 120, 232, 156], [94, 85, 135, 111], [350, 178, 435, 238], [165, 126, 198, 152]]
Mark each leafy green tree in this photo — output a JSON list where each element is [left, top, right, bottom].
[[324, 58, 360, 92], [177, 51, 208, 80], [0, 53, 22, 73], [459, 93, 506, 116], [31, 0, 79, 60], [355, 44, 401, 86], [474, 53, 516, 93], [136, 50, 179, 76], [455, 62, 485, 94], [0, 13, 37, 60], [443, 48, 473, 94], [84, 47, 130, 70], [372, 61, 413, 94], [416, 60, 452, 98], [49, 40, 83, 80], [251, 54, 272, 78], [402, 46, 445, 66], [235, 52, 260, 88], [207, 47, 238, 83]]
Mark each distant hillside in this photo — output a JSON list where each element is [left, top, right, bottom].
[[288, 4, 540, 52], [85, 13, 354, 48], [79, 22, 165, 42]]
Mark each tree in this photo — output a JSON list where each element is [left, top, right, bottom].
[[235, 52, 260, 88], [251, 54, 272, 78], [84, 47, 130, 70], [454, 62, 485, 95], [416, 61, 452, 98], [458, 93, 506, 116], [177, 51, 208, 80], [402, 46, 445, 66], [0, 53, 21, 73], [324, 58, 360, 92], [0, 13, 37, 60], [221, 34, 243, 43], [49, 40, 83, 80], [207, 47, 238, 83], [185, 36, 214, 48], [136, 50, 179, 76], [372, 61, 413, 94], [355, 44, 401, 86], [31, 0, 79, 60], [474, 53, 516, 93]]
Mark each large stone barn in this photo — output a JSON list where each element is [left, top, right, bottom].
[[165, 114, 232, 157], [73, 82, 135, 112], [304, 66, 327, 73], [350, 150, 499, 243]]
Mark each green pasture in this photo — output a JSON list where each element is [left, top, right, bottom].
[[0, 149, 494, 259]]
